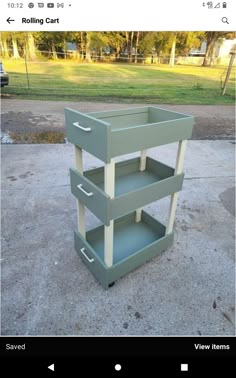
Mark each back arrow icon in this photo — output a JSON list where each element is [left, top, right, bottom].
[[7, 17, 15, 24], [48, 364, 54, 371]]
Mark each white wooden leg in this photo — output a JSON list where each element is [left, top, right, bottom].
[[139, 149, 147, 171], [166, 140, 187, 235], [135, 150, 147, 222], [104, 159, 115, 196], [77, 202, 85, 237], [175, 140, 187, 175], [104, 159, 115, 267], [104, 221, 114, 267], [135, 208, 142, 222], [74, 145, 85, 238], [165, 192, 179, 235]]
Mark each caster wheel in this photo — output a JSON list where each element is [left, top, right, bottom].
[[108, 282, 115, 288]]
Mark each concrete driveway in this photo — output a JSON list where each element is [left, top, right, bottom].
[[1, 141, 235, 335]]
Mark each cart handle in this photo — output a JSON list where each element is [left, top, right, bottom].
[[73, 122, 91, 132], [77, 184, 93, 197], [80, 248, 94, 263]]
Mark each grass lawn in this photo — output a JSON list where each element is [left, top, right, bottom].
[[1, 60, 235, 104]]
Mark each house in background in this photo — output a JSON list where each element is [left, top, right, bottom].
[[215, 38, 236, 63], [186, 38, 236, 65]]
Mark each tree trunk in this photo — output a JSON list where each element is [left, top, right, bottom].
[[202, 32, 231, 66], [27, 33, 37, 60], [51, 41, 58, 59], [125, 31, 134, 63], [85, 32, 92, 62], [0, 35, 9, 59], [78, 32, 84, 60], [134, 31, 140, 63], [210, 44, 216, 65], [125, 31, 129, 62], [63, 37, 67, 59], [130, 31, 134, 62], [169, 34, 176, 67], [202, 39, 215, 66], [116, 46, 120, 60], [11, 35, 21, 59], [79, 31, 83, 60], [99, 47, 103, 61]]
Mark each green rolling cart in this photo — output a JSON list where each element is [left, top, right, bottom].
[[65, 106, 194, 289]]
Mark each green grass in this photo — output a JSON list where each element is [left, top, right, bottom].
[[1, 60, 235, 104]]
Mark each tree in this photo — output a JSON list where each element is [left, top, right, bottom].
[[35, 32, 65, 59], [84, 32, 92, 62], [8, 32, 41, 60], [0, 32, 10, 58], [125, 32, 135, 62], [11, 32, 21, 59], [65, 32, 84, 59], [202, 32, 235, 66], [105, 32, 126, 59], [26, 33, 37, 60], [73, 32, 94, 61], [153, 32, 172, 56], [139, 32, 156, 56], [138, 32, 174, 64], [124, 32, 141, 63], [134, 31, 140, 63], [169, 33, 177, 67], [90, 32, 109, 60], [168, 32, 204, 66]]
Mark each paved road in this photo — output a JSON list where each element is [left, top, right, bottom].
[[1, 99, 235, 141]]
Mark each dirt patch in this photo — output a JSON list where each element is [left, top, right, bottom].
[[2, 111, 65, 144], [2, 111, 64, 134], [9, 131, 65, 144], [192, 116, 235, 140]]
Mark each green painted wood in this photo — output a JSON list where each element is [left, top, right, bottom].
[[84, 158, 140, 184], [146, 158, 175, 179], [89, 106, 149, 127], [74, 230, 109, 287], [70, 158, 184, 224], [65, 107, 111, 163], [87, 211, 162, 263], [141, 210, 166, 235], [107, 231, 173, 287], [110, 172, 184, 220], [65, 106, 194, 162], [70, 168, 110, 225], [90, 106, 193, 134], [149, 106, 191, 123], [67, 105, 193, 288], [74, 211, 174, 289], [85, 157, 176, 185], [90, 112, 148, 130], [111, 116, 194, 158]]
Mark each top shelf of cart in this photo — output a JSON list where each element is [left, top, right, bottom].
[[65, 106, 194, 163]]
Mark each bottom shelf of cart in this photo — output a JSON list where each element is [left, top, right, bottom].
[[74, 210, 173, 289]]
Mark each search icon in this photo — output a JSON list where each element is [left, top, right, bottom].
[[222, 17, 229, 24]]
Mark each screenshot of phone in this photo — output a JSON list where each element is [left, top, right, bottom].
[[0, 0, 235, 375]]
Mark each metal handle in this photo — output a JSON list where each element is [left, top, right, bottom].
[[77, 184, 93, 197], [73, 122, 91, 132], [80, 248, 94, 263]]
